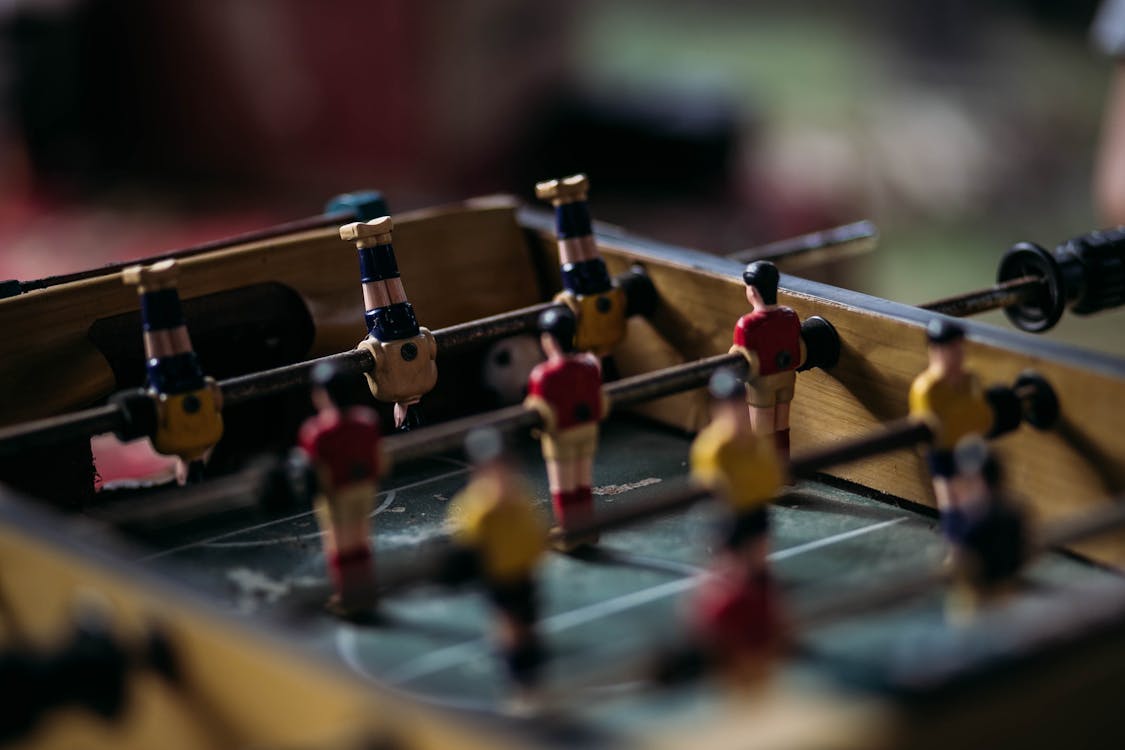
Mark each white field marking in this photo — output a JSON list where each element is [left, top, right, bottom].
[[593, 477, 662, 497], [372, 515, 909, 686], [201, 491, 404, 550], [204, 531, 324, 549], [768, 517, 906, 561], [140, 467, 470, 561], [226, 568, 321, 613], [370, 491, 397, 517]]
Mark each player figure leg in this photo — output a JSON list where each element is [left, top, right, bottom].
[[323, 482, 377, 615], [489, 578, 544, 700], [694, 507, 785, 688], [545, 425, 599, 549]]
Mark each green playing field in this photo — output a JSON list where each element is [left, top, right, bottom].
[[131, 417, 1125, 738]]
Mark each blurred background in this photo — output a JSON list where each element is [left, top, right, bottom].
[[1, 0, 1121, 354]]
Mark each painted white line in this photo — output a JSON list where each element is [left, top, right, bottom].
[[769, 517, 907, 561], [204, 531, 325, 549], [376, 515, 909, 685], [370, 491, 397, 518], [141, 467, 469, 561]]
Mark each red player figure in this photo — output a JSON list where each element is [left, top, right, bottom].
[[693, 510, 786, 685], [297, 363, 385, 616], [731, 261, 806, 460], [524, 307, 606, 549]]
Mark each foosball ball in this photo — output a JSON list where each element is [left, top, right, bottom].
[[2, 177, 1125, 749]]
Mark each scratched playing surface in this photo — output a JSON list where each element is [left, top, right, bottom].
[[134, 418, 1124, 735]]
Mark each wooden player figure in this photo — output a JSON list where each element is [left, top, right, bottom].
[[298, 362, 385, 617], [122, 260, 223, 482], [536, 174, 627, 357], [524, 307, 607, 549], [690, 370, 787, 682], [446, 428, 548, 699], [908, 320, 993, 526], [944, 439, 1028, 623], [340, 216, 438, 429], [730, 261, 807, 460]]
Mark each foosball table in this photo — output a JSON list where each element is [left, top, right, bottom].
[[2, 177, 1125, 749]]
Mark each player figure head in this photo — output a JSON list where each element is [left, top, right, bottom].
[[465, 426, 506, 469], [538, 307, 577, 359], [708, 368, 748, 423], [310, 362, 354, 412], [718, 509, 771, 572], [926, 318, 966, 374], [952, 437, 1001, 509], [743, 261, 780, 310]]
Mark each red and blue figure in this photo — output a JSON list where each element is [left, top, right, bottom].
[[537, 174, 627, 357], [340, 216, 438, 429], [122, 260, 223, 477]]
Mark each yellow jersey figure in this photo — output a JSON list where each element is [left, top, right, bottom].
[[909, 320, 994, 517], [447, 428, 548, 698], [537, 174, 627, 358], [689, 369, 788, 683], [122, 260, 223, 482], [691, 371, 785, 518]]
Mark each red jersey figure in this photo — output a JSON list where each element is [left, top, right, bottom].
[[298, 363, 385, 617], [731, 261, 806, 460], [524, 308, 606, 550]]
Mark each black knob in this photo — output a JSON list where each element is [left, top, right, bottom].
[[998, 228, 1125, 333], [1054, 227, 1125, 315], [797, 316, 841, 372], [997, 242, 1065, 333], [618, 265, 659, 318]]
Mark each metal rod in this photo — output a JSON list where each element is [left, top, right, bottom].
[[604, 353, 747, 410], [0, 404, 124, 455], [220, 303, 566, 408], [221, 349, 373, 407], [727, 220, 879, 265], [385, 405, 541, 465], [431, 302, 560, 353], [920, 275, 1043, 318], [789, 418, 934, 478], [13, 211, 352, 294]]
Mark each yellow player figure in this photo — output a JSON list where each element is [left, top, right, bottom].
[[536, 174, 627, 357], [122, 259, 223, 483], [689, 369, 787, 682], [340, 216, 438, 429], [909, 320, 993, 523], [447, 428, 549, 699]]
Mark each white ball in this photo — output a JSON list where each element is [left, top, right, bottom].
[[482, 334, 545, 405]]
